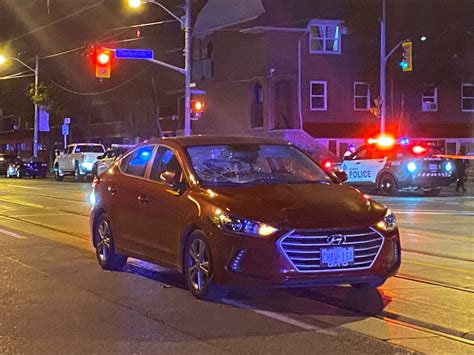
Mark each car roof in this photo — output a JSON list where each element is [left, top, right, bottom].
[[143, 135, 290, 148]]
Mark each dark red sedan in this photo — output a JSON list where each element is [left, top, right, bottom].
[[90, 136, 400, 300]]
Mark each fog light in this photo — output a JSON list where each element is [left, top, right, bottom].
[[230, 250, 246, 271]]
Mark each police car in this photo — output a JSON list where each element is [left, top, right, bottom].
[[338, 138, 454, 196]]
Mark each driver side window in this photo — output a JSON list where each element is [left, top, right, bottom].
[[150, 146, 183, 184], [351, 147, 368, 160]]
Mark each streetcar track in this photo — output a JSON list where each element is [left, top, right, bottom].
[[0, 196, 89, 217], [0, 187, 88, 204], [402, 248, 474, 263], [394, 274, 474, 293]]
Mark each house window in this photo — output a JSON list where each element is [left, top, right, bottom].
[[421, 86, 438, 112], [309, 21, 341, 54], [251, 83, 264, 127], [461, 83, 474, 112], [310, 81, 327, 111], [354, 82, 370, 111]]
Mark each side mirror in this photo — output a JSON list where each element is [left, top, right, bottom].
[[160, 170, 177, 186], [333, 169, 348, 182], [54, 149, 61, 156]]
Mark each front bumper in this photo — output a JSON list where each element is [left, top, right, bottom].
[[209, 227, 401, 288]]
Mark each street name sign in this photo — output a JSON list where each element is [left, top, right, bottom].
[[115, 49, 154, 60]]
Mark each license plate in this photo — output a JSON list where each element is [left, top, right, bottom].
[[429, 164, 438, 171], [321, 247, 354, 267]]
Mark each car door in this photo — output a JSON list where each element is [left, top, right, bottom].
[[107, 145, 156, 255], [341, 146, 387, 184], [138, 145, 190, 267], [59, 145, 74, 172]]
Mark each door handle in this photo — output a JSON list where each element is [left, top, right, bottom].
[[355, 162, 361, 165], [138, 195, 148, 204], [378, 160, 385, 163], [108, 186, 117, 195]]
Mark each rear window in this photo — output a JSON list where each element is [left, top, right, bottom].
[[75, 145, 105, 153]]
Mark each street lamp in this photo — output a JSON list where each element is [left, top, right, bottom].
[[0, 55, 40, 157], [127, 0, 192, 137]]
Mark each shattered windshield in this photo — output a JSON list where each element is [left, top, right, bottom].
[[187, 144, 332, 186]]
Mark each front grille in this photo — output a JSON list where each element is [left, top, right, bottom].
[[279, 228, 384, 273]]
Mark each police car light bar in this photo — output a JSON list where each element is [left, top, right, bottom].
[[368, 135, 395, 148]]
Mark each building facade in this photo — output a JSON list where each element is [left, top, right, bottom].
[[191, 0, 474, 156]]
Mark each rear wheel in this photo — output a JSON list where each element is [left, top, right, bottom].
[[184, 231, 228, 301], [94, 214, 127, 271], [378, 174, 397, 196]]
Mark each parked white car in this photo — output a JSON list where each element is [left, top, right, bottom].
[[92, 144, 134, 178], [54, 143, 105, 182]]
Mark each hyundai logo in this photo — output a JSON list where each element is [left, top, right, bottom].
[[327, 234, 346, 245]]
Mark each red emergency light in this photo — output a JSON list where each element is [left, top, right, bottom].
[[322, 160, 332, 170], [412, 145, 427, 155], [368, 135, 395, 148]]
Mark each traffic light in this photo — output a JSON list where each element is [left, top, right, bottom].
[[191, 99, 205, 119], [95, 49, 112, 78], [399, 41, 412, 72]]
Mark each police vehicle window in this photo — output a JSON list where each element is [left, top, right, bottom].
[[123, 145, 154, 178], [351, 147, 368, 160], [150, 147, 183, 184], [75, 145, 105, 153], [66, 146, 74, 154]]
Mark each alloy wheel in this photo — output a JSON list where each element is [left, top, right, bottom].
[[96, 220, 112, 262], [187, 239, 210, 291]]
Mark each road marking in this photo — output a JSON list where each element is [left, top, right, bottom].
[[0, 227, 27, 239], [393, 210, 474, 216], [222, 298, 334, 334]]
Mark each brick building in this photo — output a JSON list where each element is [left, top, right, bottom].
[[190, 0, 474, 156]]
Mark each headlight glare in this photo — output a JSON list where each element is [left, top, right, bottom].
[[213, 211, 278, 237], [376, 209, 397, 232], [444, 162, 452, 172]]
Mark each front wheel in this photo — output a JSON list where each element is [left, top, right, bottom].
[[74, 163, 84, 182], [378, 174, 398, 196], [54, 166, 63, 181], [93, 214, 127, 271], [184, 231, 228, 301]]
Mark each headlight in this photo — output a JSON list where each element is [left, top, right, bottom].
[[407, 161, 417, 173], [211, 210, 278, 237], [376, 209, 397, 232], [81, 162, 94, 170]]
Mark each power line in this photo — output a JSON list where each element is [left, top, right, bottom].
[[2, 1, 105, 45], [51, 66, 150, 96]]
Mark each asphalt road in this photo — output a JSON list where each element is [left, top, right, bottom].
[[0, 177, 473, 354]]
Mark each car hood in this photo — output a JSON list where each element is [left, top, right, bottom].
[[201, 183, 386, 230]]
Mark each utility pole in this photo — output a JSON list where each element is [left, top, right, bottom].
[[33, 55, 39, 158], [183, 0, 192, 137], [379, 0, 386, 134]]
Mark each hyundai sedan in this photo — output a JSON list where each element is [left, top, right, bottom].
[[90, 136, 400, 300]]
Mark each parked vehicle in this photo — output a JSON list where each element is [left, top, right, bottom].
[[338, 139, 453, 196], [0, 153, 17, 176], [90, 136, 401, 301], [6, 157, 48, 178], [54, 143, 105, 182], [92, 144, 134, 178]]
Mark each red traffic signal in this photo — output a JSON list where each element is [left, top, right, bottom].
[[192, 100, 205, 113], [95, 49, 112, 78]]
